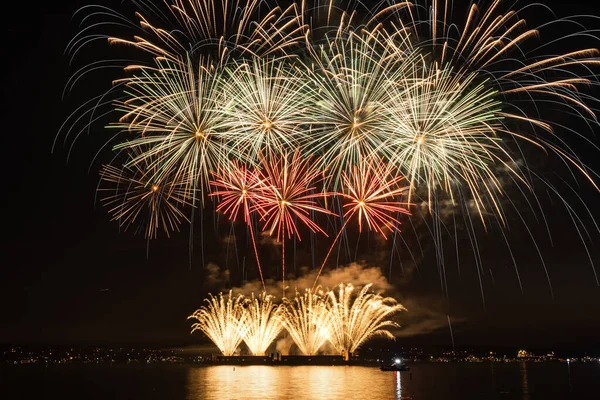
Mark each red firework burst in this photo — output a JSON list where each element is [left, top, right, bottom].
[[340, 157, 411, 239], [253, 150, 333, 240], [210, 160, 262, 223]]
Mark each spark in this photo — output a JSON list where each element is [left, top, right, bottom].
[[384, 64, 508, 220], [304, 24, 417, 189], [188, 285, 406, 358], [340, 158, 411, 237], [254, 150, 333, 240], [102, 0, 306, 64]]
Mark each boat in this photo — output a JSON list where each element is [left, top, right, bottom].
[[380, 359, 410, 371], [380, 363, 410, 371]]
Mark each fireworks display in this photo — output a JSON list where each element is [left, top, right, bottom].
[[188, 285, 406, 357], [62, 0, 600, 335]]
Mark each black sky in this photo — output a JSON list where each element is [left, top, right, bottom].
[[1, 0, 600, 352]]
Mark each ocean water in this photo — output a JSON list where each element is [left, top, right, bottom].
[[2, 362, 599, 399]]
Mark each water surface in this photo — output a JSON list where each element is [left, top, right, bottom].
[[2, 362, 599, 399]]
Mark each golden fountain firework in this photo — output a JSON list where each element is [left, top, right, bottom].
[[241, 292, 285, 356], [280, 288, 332, 356], [188, 291, 247, 356], [189, 285, 406, 357], [326, 283, 407, 360]]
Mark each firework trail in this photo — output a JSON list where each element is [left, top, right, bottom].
[[326, 283, 407, 360], [378, 1, 600, 214], [384, 64, 507, 218], [188, 285, 405, 356], [339, 158, 411, 238], [188, 290, 247, 356], [59, 0, 306, 164], [69, 0, 305, 66]]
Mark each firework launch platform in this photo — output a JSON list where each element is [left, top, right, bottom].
[[203, 354, 381, 366]]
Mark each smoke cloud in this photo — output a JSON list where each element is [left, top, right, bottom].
[[229, 262, 393, 297], [275, 337, 293, 356], [202, 262, 230, 292]]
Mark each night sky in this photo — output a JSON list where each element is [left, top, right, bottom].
[[2, 0, 600, 353]]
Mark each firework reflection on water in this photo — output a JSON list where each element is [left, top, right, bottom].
[[186, 365, 407, 399]]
